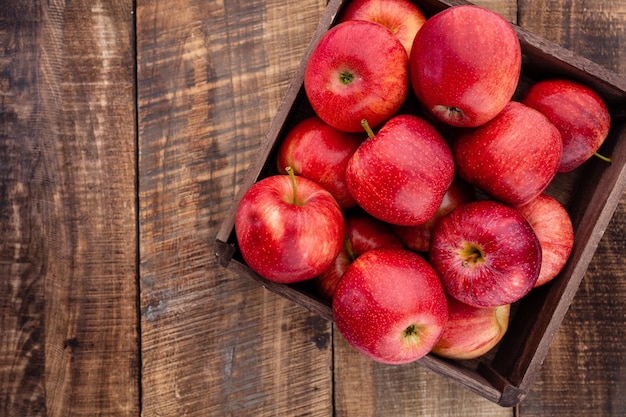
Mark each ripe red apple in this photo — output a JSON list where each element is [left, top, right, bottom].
[[314, 212, 404, 300], [409, 5, 521, 127], [235, 169, 345, 284], [392, 179, 475, 252], [429, 200, 542, 308], [333, 248, 448, 364], [345, 115, 455, 226], [337, 0, 427, 57], [453, 101, 563, 207], [304, 20, 409, 132], [522, 78, 612, 172], [277, 116, 364, 209], [431, 295, 510, 360], [516, 193, 575, 287]]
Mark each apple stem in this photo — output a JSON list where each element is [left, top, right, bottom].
[[361, 119, 375, 139], [593, 151, 612, 164], [344, 235, 357, 261], [285, 166, 300, 205]]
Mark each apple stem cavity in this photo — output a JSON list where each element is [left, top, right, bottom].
[[285, 166, 301, 206], [593, 151, 612, 164], [433, 105, 465, 122], [460, 243, 485, 267], [361, 119, 375, 139]]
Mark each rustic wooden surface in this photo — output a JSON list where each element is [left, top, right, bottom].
[[1, 0, 624, 416]]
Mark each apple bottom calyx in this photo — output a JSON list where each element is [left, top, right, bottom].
[[432, 105, 467, 124], [332, 248, 448, 365], [402, 323, 423, 346]]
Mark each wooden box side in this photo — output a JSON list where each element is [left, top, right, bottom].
[[214, 0, 626, 407]]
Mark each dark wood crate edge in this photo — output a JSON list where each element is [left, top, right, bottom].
[[491, 124, 626, 390], [213, 0, 626, 408], [215, 253, 514, 405]]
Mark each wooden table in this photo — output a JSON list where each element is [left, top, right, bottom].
[[1, 0, 625, 416]]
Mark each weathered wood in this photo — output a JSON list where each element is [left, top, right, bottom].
[[136, 0, 333, 415], [2, 0, 625, 415], [1, 4, 46, 415], [516, 1, 626, 415], [1, 0, 138, 416]]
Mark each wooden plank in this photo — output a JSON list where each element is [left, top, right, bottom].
[[516, 1, 626, 415], [1, 0, 138, 416], [1, 4, 46, 415], [136, 0, 333, 415]]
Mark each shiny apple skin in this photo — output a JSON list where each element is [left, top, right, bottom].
[[345, 114, 455, 226], [432, 295, 510, 360], [277, 116, 364, 209], [453, 101, 563, 207], [333, 248, 448, 364], [516, 193, 574, 287], [235, 174, 344, 284], [522, 78, 611, 173], [338, 0, 426, 57], [304, 20, 409, 133], [392, 179, 475, 252], [429, 200, 542, 308], [409, 5, 522, 128], [315, 212, 404, 301]]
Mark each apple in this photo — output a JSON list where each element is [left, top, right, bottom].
[[332, 248, 448, 364], [235, 168, 345, 284], [345, 115, 455, 226], [392, 179, 475, 252], [516, 193, 575, 287], [429, 200, 542, 308], [409, 5, 522, 127], [304, 20, 409, 132], [431, 295, 510, 360], [337, 0, 427, 57], [522, 78, 612, 172], [314, 211, 404, 300], [453, 101, 563, 207], [277, 116, 364, 209]]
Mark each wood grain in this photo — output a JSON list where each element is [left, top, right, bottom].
[[1, 0, 625, 415], [516, 1, 626, 415], [1, 0, 138, 416], [136, 0, 333, 415]]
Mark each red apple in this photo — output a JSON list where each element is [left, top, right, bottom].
[[337, 0, 427, 57], [431, 295, 510, 360], [409, 5, 521, 127], [314, 212, 404, 300], [392, 179, 475, 252], [429, 200, 542, 308], [304, 20, 409, 132], [516, 193, 575, 287], [522, 78, 612, 172], [277, 116, 364, 209], [345, 115, 455, 226], [235, 169, 345, 283], [333, 248, 448, 364], [453, 101, 563, 207]]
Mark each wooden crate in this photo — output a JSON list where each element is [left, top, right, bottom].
[[215, 0, 626, 407]]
